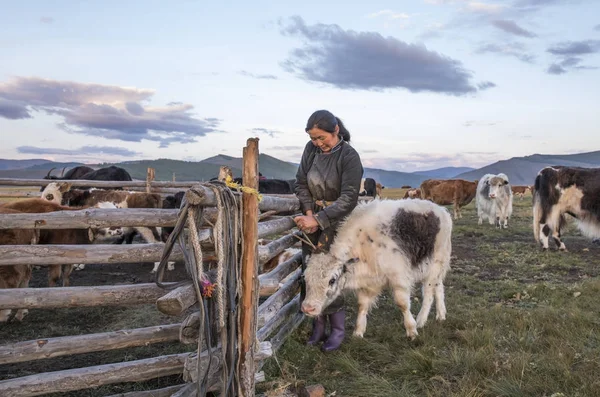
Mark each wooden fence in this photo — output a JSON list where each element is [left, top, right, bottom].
[[0, 139, 310, 397]]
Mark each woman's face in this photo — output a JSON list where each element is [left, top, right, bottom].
[[307, 126, 340, 152]]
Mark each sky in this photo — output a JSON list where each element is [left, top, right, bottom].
[[1, 0, 599, 172]]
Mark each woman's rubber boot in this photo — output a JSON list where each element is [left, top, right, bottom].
[[306, 315, 328, 346], [322, 309, 345, 352]]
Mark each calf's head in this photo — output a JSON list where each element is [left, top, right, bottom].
[[301, 253, 359, 317], [486, 175, 509, 199]]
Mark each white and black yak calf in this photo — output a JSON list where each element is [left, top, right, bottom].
[[301, 198, 452, 340], [533, 166, 600, 251]]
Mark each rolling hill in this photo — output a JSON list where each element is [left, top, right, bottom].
[[412, 166, 475, 179], [3, 150, 600, 188], [455, 151, 600, 185]]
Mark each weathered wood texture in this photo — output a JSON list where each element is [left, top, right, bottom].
[[155, 284, 197, 316], [258, 232, 300, 265], [105, 384, 185, 397], [258, 252, 302, 296], [170, 383, 197, 397], [0, 283, 178, 310], [257, 294, 300, 342], [0, 353, 188, 397], [0, 243, 186, 266], [183, 341, 272, 384], [239, 138, 261, 397], [257, 217, 296, 239], [257, 313, 305, 373], [0, 178, 200, 189], [0, 324, 180, 365], [179, 311, 202, 345], [257, 268, 301, 328]]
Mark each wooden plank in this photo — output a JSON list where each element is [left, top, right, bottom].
[[257, 232, 300, 265], [155, 284, 197, 316], [258, 252, 302, 297], [105, 384, 185, 397], [239, 137, 260, 397], [0, 283, 178, 310], [257, 294, 300, 342], [0, 237, 215, 267], [0, 324, 180, 365], [257, 268, 301, 328], [0, 177, 201, 189], [0, 208, 178, 230], [170, 383, 196, 397], [257, 313, 305, 373], [0, 353, 188, 397], [257, 217, 296, 239], [183, 341, 272, 384]]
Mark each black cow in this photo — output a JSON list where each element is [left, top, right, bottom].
[[161, 191, 185, 242], [231, 177, 294, 194], [359, 178, 377, 197], [40, 166, 95, 191], [73, 166, 133, 190]]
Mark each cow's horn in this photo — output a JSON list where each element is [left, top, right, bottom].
[[46, 167, 57, 178]]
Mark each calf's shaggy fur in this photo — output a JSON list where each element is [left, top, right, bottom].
[[301, 198, 452, 340]]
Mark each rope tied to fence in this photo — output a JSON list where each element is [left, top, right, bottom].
[[155, 181, 242, 397]]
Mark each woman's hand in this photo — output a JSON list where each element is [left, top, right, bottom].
[[294, 214, 319, 233]]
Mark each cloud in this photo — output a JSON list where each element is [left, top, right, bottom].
[[361, 149, 379, 153], [463, 120, 498, 126], [238, 70, 278, 80], [546, 40, 600, 74], [0, 76, 222, 147], [40, 17, 54, 24], [475, 42, 536, 63], [362, 151, 499, 172], [270, 145, 304, 151], [465, 2, 506, 14], [278, 16, 486, 95], [595, 24, 600, 31], [367, 10, 411, 19], [547, 40, 600, 55], [491, 19, 536, 37], [547, 56, 597, 74], [251, 128, 283, 138], [0, 98, 31, 120], [17, 145, 141, 157]]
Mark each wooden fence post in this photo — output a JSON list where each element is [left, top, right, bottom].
[[238, 137, 260, 396], [146, 167, 155, 193]]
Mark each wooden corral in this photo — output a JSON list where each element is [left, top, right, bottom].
[[0, 140, 352, 397]]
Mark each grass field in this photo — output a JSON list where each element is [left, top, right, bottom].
[[1, 187, 599, 396], [261, 188, 600, 397]]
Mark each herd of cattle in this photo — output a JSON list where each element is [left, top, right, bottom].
[[2, 163, 600, 326]]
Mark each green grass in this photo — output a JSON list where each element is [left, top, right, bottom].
[[261, 189, 600, 397]]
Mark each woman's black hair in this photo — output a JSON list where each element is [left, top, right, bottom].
[[305, 110, 351, 142]]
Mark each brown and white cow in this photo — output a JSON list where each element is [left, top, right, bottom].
[[301, 198, 452, 340], [0, 207, 38, 322], [419, 179, 478, 220], [403, 188, 422, 199], [1, 198, 117, 287], [533, 166, 600, 250], [511, 185, 531, 200]]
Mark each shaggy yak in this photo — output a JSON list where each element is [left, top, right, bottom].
[[301, 198, 452, 340]]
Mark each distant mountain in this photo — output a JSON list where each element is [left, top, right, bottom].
[[412, 166, 475, 179], [0, 158, 55, 171], [4, 150, 600, 188], [455, 151, 600, 185]]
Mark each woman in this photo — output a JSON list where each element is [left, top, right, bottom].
[[294, 109, 364, 352]]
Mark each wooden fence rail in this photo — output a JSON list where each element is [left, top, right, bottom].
[[0, 324, 181, 365]]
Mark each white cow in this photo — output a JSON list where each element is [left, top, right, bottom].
[[301, 198, 452, 340], [476, 173, 513, 229]]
